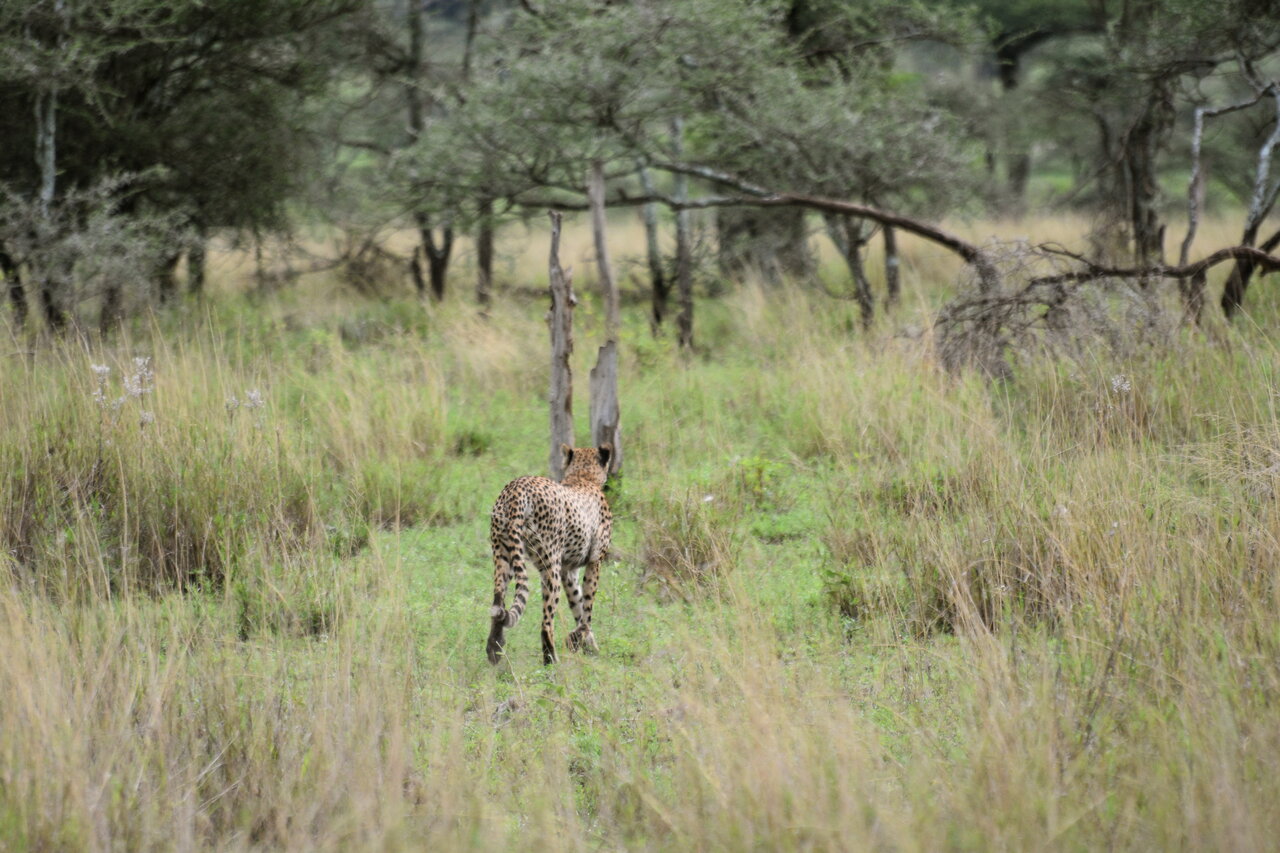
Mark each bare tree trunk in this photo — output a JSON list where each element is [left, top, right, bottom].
[[1124, 80, 1175, 271], [35, 88, 65, 330], [588, 161, 621, 339], [476, 198, 494, 311], [414, 213, 453, 301], [675, 210, 693, 349], [823, 214, 873, 327], [1222, 86, 1280, 320], [637, 165, 669, 330], [883, 225, 900, 306], [40, 273, 66, 331], [156, 252, 181, 304], [405, 1, 452, 302], [35, 90, 56, 221], [99, 278, 122, 334], [188, 225, 207, 296], [547, 211, 575, 481], [587, 160, 622, 474], [1, 249, 26, 326], [671, 120, 694, 349], [589, 341, 619, 469]]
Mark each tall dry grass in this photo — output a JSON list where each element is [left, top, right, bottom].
[[2, 212, 1278, 849]]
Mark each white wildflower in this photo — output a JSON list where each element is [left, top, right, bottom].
[[91, 363, 110, 378], [225, 394, 239, 412], [702, 494, 714, 503], [123, 356, 154, 397], [245, 389, 264, 410], [139, 411, 155, 426], [1110, 374, 1131, 394]]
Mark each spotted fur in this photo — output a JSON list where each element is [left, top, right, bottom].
[[486, 444, 613, 664]]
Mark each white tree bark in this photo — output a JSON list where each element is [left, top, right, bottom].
[[588, 160, 621, 340], [547, 211, 576, 481], [587, 161, 622, 474]]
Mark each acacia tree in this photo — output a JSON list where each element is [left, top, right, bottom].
[[406, 0, 979, 329], [0, 0, 365, 329], [1029, 0, 1280, 269]]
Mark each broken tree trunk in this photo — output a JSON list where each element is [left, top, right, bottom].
[[587, 160, 622, 474], [547, 211, 576, 481]]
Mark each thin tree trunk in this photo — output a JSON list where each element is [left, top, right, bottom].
[[587, 160, 622, 474], [406, 1, 452, 301], [35, 88, 65, 330], [547, 211, 576, 481], [995, 40, 1030, 213], [410, 249, 426, 296], [823, 214, 873, 327], [156, 253, 180, 304], [671, 120, 694, 349], [40, 275, 66, 331], [414, 213, 452, 301], [588, 160, 620, 340], [426, 238, 451, 301], [99, 279, 122, 334], [1222, 86, 1280, 319], [883, 225, 900, 306], [476, 198, 494, 311], [1, 249, 26, 326], [188, 226, 207, 296], [675, 210, 693, 349], [35, 90, 56, 221], [1124, 80, 1174, 271], [637, 165, 669, 330]]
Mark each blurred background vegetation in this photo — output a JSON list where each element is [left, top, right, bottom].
[[3, 0, 1279, 331]]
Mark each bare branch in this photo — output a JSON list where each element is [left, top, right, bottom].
[[1031, 245, 1280, 286]]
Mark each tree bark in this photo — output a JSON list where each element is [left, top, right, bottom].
[[1, 249, 26, 326], [671, 120, 694, 348], [883, 225, 900, 307], [676, 205, 693, 349], [587, 160, 622, 474], [588, 160, 621, 340], [476, 198, 494, 311], [823, 214, 873, 327], [589, 340, 620, 474], [99, 278, 122, 334], [637, 165, 669, 330], [40, 276, 66, 331], [188, 225, 207, 296], [414, 213, 452, 301], [547, 211, 576, 481], [1221, 85, 1280, 320], [156, 252, 181, 304]]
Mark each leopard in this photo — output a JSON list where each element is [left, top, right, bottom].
[[486, 444, 613, 665]]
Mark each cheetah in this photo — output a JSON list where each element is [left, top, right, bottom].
[[486, 444, 613, 665]]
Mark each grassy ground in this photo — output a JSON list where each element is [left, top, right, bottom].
[[3, 213, 1280, 850]]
